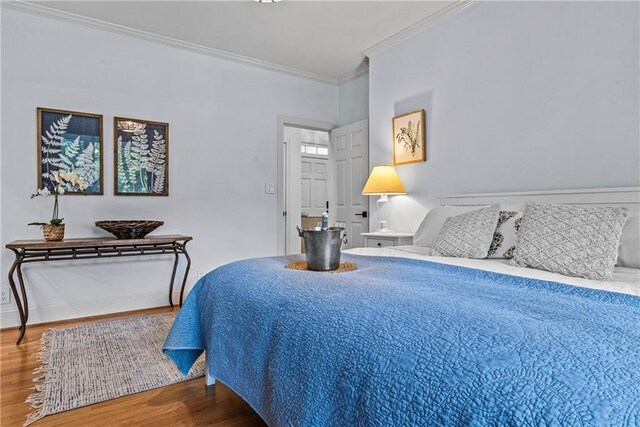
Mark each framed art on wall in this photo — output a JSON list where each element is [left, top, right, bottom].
[[37, 108, 103, 194], [114, 117, 169, 196], [392, 109, 426, 166]]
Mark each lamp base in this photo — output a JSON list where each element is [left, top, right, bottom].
[[375, 220, 394, 233]]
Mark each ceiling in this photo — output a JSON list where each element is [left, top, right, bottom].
[[29, 1, 455, 81]]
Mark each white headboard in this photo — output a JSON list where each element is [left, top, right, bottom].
[[437, 187, 640, 210]]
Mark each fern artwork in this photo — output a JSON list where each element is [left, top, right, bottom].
[[115, 117, 168, 196], [392, 109, 426, 166], [38, 108, 103, 194]]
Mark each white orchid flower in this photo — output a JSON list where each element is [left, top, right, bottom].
[[58, 187, 65, 195]]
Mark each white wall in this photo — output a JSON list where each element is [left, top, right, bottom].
[[0, 9, 338, 326], [338, 72, 369, 126], [369, 1, 640, 232]]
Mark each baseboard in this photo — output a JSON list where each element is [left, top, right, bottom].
[[0, 291, 170, 328]]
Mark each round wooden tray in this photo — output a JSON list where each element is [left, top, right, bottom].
[[285, 261, 357, 273]]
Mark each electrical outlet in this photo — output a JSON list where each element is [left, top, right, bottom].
[[1, 289, 10, 305]]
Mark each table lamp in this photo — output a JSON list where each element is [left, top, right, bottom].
[[362, 165, 407, 232]]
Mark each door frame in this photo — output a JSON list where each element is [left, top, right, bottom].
[[277, 115, 336, 256]]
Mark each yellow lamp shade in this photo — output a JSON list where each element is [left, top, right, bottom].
[[362, 166, 407, 195]]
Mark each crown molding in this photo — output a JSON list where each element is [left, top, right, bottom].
[[363, 0, 478, 58], [2, 1, 340, 85], [337, 65, 369, 85]]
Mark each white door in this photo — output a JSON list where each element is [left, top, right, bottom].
[[301, 156, 329, 217], [330, 120, 369, 249]]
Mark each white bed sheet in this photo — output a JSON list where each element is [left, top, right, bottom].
[[345, 245, 640, 296]]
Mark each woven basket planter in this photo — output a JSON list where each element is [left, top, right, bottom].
[[43, 224, 65, 241]]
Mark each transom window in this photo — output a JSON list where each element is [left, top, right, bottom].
[[301, 144, 328, 157]]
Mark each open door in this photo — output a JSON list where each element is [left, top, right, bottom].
[[330, 119, 369, 249]]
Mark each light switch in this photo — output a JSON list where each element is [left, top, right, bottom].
[[265, 183, 276, 194]]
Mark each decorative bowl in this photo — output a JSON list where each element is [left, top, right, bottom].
[[95, 220, 164, 239]]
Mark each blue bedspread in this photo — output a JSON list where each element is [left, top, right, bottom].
[[163, 254, 640, 426]]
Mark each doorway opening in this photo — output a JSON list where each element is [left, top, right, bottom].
[[277, 116, 369, 256], [288, 126, 330, 253]]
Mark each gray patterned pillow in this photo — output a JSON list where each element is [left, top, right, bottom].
[[432, 205, 501, 259], [511, 203, 629, 280]]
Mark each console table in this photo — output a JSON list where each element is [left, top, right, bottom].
[[5, 234, 192, 345]]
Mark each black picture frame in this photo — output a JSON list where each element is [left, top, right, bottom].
[[37, 107, 104, 195], [114, 117, 169, 196]]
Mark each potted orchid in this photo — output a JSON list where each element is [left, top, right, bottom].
[[29, 171, 87, 241]]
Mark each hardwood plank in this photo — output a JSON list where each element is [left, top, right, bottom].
[[0, 307, 266, 426]]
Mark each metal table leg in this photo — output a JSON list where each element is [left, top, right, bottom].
[[178, 242, 192, 307], [8, 249, 27, 345], [168, 252, 179, 307], [16, 263, 29, 324]]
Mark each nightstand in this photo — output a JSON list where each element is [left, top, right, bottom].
[[361, 232, 414, 248]]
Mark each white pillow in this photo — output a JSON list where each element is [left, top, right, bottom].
[[617, 210, 639, 268], [413, 205, 488, 248]]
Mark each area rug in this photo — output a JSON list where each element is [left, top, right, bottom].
[[25, 313, 205, 425]]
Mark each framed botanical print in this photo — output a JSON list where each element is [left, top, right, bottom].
[[392, 109, 426, 166], [37, 108, 103, 194], [114, 117, 169, 196]]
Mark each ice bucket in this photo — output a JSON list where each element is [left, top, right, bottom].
[[297, 226, 347, 271]]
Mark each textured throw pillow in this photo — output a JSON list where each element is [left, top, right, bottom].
[[511, 203, 629, 281], [487, 211, 524, 259], [413, 205, 489, 248], [432, 205, 501, 259]]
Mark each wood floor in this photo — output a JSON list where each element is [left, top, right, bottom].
[[0, 307, 267, 426]]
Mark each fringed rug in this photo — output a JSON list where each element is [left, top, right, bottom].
[[25, 313, 204, 425]]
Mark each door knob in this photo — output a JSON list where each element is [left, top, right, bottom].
[[355, 211, 368, 218]]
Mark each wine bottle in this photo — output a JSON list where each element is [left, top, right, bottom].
[[321, 212, 329, 231]]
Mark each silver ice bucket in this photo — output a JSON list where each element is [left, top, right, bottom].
[[297, 226, 347, 271]]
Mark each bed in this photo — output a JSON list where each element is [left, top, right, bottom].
[[163, 188, 640, 426]]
